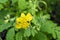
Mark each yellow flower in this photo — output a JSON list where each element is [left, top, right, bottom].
[[16, 13, 33, 29]]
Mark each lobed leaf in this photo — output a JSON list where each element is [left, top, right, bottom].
[[6, 28, 15, 40]]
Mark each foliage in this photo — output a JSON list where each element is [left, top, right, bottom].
[[0, 0, 60, 40]]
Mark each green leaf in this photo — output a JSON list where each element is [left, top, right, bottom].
[[32, 16, 40, 25], [0, 19, 4, 25], [0, 0, 8, 3], [0, 10, 9, 19], [12, 0, 17, 3], [41, 20, 56, 33], [6, 28, 15, 40], [40, 20, 57, 39], [18, 0, 27, 10], [24, 28, 31, 37], [42, 14, 50, 20], [0, 4, 3, 10], [0, 37, 2, 40], [56, 31, 60, 40], [31, 32, 48, 40], [55, 27, 60, 31], [31, 28, 37, 37], [0, 23, 11, 32], [52, 31, 56, 39], [28, 0, 37, 15], [16, 31, 23, 40], [55, 27, 60, 40]]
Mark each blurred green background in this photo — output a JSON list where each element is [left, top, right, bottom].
[[43, 0, 60, 25]]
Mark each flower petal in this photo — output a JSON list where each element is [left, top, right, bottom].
[[26, 13, 33, 21], [16, 23, 22, 29], [21, 13, 25, 17]]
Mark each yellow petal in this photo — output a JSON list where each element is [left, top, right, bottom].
[[26, 13, 33, 21], [22, 22, 30, 29], [16, 23, 22, 29], [21, 13, 25, 17], [16, 17, 20, 22], [16, 17, 24, 23]]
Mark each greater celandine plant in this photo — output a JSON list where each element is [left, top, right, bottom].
[[0, 0, 60, 40]]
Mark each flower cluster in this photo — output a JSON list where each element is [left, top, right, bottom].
[[16, 13, 33, 29]]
